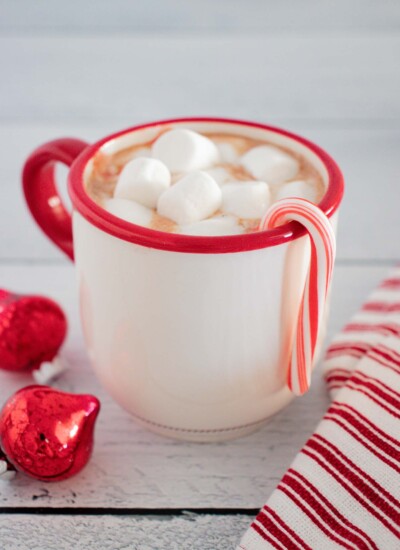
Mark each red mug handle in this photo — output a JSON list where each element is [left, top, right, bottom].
[[22, 138, 89, 261]]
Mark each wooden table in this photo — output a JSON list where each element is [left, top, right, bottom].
[[0, 2, 399, 548]]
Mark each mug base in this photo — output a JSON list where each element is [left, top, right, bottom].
[[132, 415, 270, 442], [130, 393, 294, 443]]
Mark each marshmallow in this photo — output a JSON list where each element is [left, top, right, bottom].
[[157, 171, 222, 225], [217, 142, 238, 164], [275, 180, 319, 203], [180, 216, 244, 236], [221, 181, 271, 219], [204, 166, 232, 185], [240, 145, 299, 184], [105, 198, 153, 226], [114, 157, 171, 208], [152, 129, 219, 172]]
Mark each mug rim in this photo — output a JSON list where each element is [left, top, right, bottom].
[[68, 117, 344, 254]]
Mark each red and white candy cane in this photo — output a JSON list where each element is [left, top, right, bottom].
[[259, 198, 336, 396]]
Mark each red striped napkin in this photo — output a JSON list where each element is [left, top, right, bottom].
[[238, 268, 400, 549], [325, 267, 400, 398]]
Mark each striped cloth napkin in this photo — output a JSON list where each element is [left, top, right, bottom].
[[325, 267, 400, 399], [238, 267, 400, 549]]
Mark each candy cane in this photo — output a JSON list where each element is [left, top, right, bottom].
[[259, 198, 336, 395]]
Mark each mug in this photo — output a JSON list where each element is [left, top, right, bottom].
[[22, 118, 344, 442]]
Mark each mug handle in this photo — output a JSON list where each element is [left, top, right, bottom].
[[22, 138, 89, 261]]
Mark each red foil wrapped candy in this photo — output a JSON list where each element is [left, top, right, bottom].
[[0, 385, 100, 481], [0, 289, 67, 372]]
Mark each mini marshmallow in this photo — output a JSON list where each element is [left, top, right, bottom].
[[105, 198, 153, 226], [152, 129, 219, 172], [217, 142, 238, 164], [204, 166, 232, 185], [180, 216, 244, 236], [275, 180, 318, 203], [114, 157, 171, 208], [240, 145, 299, 184], [221, 181, 271, 219], [157, 171, 222, 225]]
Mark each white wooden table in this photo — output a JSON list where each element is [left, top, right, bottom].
[[0, 2, 399, 548]]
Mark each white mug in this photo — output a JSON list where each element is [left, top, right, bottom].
[[22, 118, 344, 441]]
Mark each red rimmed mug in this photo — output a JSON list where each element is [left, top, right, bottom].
[[22, 118, 344, 441]]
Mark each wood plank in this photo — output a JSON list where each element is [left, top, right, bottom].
[[1, 0, 399, 33], [1, 34, 399, 124], [0, 514, 250, 550], [0, 263, 389, 509], [1, 123, 398, 261]]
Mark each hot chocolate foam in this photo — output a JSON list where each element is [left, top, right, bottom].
[[86, 129, 325, 236]]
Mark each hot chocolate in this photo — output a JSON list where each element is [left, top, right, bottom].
[[86, 128, 325, 236]]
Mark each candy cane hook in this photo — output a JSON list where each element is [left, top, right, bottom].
[[259, 198, 336, 395]]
